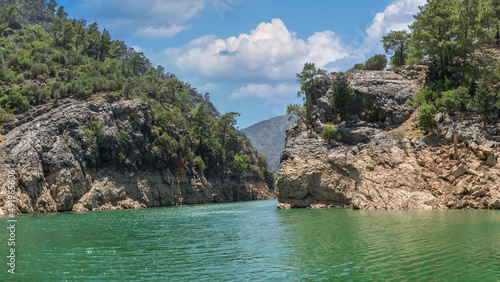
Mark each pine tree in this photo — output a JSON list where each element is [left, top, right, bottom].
[[98, 28, 112, 61], [191, 101, 213, 152], [330, 72, 356, 120], [295, 63, 326, 126], [382, 30, 410, 68], [452, 0, 482, 75], [50, 17, 63, 45], [61, 21, 74, 50], [214, 112, 240, 149], [74, 19, 86, 53], [468, 79, 496, 123], [85, 22, 101, 60], [410, 0, 457, 79]]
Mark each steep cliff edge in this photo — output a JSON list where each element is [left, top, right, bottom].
[[0, 97, 274, 213], [277, 70, 500, 210]]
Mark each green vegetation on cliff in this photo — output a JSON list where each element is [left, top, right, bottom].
[[298, 0, 500, 135], [0, 0, 273, 185], [396, 0, 500, 132], [288, 63, 326, 126]]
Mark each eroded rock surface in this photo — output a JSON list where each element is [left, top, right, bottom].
[[277, 70, 500, 210], [0, 97, 274, 213]]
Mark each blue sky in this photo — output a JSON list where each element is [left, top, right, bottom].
[[59, 0, 426, 128]]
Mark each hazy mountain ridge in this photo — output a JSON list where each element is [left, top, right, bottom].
[[242, 115, 297, 173]]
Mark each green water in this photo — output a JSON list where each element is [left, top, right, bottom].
[[1, 199, 499, 281]]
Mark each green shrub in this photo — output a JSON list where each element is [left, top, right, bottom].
[[169, 139, 178, 152], [233, 154, 249, 173], [86, 118, 105, 142], [30, 63, 48, 79], [0, 106, 13, 123], [330, 72, 356, 119], [413, 85, 439, 107], [468, 80, 496, 123], [362, 103, 380, 120], [321, 123, 337, 144], [14, 75, 24, 84], [249, 164, 264, 179], [0, 89, 30, 113], [7, 54, 20, 70], [0, 68, 15, 84], [395, 132, 405, 142], [84, 128, 96, 143], [435, 86, 470, 114], [353, 63, 366, 70], [193, 156, 206, 171], [119, 130, 128, 141], [157, 134, 167, 145], [365, 54, 388, 70], [417, 102, 437, 133], [118, 152, 126, 163]]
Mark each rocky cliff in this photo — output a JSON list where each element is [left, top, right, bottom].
[[277, 69, 500, 210], [0, 96, 274, 213]]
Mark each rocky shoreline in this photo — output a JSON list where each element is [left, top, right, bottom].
[[277, 69, 500, 210], [0, 97, 274, 214]]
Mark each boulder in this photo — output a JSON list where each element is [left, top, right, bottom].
[[452, 165, 467, 178], [492, 200, 500, 209], [472, 190, 487, 197], [316, 96, 330, 111], [337, 127, 380, 145], [486, 154, 497, 167]]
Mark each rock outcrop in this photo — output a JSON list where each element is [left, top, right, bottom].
[[0, 97, 274, 213], [277, 70, 500, 210]]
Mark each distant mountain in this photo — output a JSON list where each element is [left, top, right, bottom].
[[242, 115, 297, 174]]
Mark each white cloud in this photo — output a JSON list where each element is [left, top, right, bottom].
[[356, 0, 426, 56], [72, 0, 211, 38], [161, 18, 349, 83], [230, 83, 296, 99], [134, 24, 191, 39]]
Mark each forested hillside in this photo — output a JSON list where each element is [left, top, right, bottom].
[[0, 0, 274, 212]]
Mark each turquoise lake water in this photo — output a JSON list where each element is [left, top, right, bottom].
[[1, 199, 499, 281]]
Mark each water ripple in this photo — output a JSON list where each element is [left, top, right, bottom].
[[1, 201, 499, 281]]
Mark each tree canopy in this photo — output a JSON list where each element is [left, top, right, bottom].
[[382, 30, 410, 68], [294, 63, 326, 125], [330, 72, 356, 120], [0, 0, 274, 183], [402, 0, 500, 131], [365, 54, 388, 71]]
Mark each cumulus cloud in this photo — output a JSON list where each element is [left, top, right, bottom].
[[230, 83, 296, 99], [161, 18, 349, 83], [356, 0, 426, 56], [160, 0, 425, 83]]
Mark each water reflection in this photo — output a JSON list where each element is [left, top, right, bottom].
[[275, 209, 500, 280], [1, 200, 499, 281]]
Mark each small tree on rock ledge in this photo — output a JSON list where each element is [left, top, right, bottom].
[[330, 72, 356, 121]]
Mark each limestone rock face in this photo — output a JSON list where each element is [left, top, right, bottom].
[[0, 98, 274, 213], [310, 70, 418, 126], [277, 70, 500, 210]]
